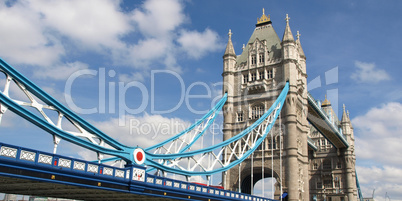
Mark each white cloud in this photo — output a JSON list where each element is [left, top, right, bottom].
[[29, 0, 131, 51], [178, 28, 224, 59], [357, 165, 402, 201], [0, 0, 223, 77], [91, 113, 190, 149], [353, 102, 402, 201], [351, 61, 391, 83], [353, 102, 402, 165], [131, 0, 186, 37], [119, 72, 146, 82], [0, 1, 65, 66], [33, 61, 89, 80]]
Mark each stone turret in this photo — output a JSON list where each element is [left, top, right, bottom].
[[222, 29, 236, 142]]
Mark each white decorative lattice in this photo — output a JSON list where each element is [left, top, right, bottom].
[[189, 185, 195, 190], [146, 177, 154, 183], [215, 190, 220, 195], [20, 150, 36, 161], [103, 167, 113, 176], [115, 170, 124, 178], [58, 158, 71, 168], [0, 146, 17, 158], [73, 161, 85, 171], [87, 164, 98, 173], [181, 184, 187, 189], [196, 186, 201, 191], [209, 189, 214, 194], [165, 180, 172, 187], [155, 179, 162, 185], [174, 182, 180, 188], [38, 154, 52, 164], [202, 188, 207, 193]]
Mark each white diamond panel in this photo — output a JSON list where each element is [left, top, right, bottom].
[[147, 177, 154, 183], [73, 161, 85, 171], [58, 158, 71, 168], [0, 146, 17, 158], [87, 164, 98, 173], [103, 167, 113, 176], [155, 179, 162, 185], [115, 170, 124, 178], [20, 150, 35, 161], [38, 154, 52, 164]]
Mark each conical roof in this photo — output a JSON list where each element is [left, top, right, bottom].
[[282, 14, 294, 43], [224, 29, 236, 57], [296, 31, 306, 58], [236, 11, 282, 65]]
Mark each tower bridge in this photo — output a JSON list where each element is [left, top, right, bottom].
[[221, 11, 358, 201], [0, 10, 361, 201]]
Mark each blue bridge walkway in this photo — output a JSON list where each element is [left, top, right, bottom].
[[0, 142, 274, 201]]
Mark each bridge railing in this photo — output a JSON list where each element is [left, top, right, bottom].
[[0, 142, 137, 181], [0, 142, 276, 201], [145, 174, 273, 201]]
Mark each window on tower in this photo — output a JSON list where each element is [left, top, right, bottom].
[[252, 104, 264, 119], [237, 112, 244, 122], [259, 53, 264, 63], [323, 159, 332, 169], [251, 72, 256, 81], [259, 70, 265, 80], [267, 69, 273, 79], [243, 74, 248, 83], [251, 55, 256, 65], [316, 181, 322, 189]]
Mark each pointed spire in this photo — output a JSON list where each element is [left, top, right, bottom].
[[224, 29, 236, 57], [341, 104, 349, 123], [296, 31, 306, 58], [282, 14, 294, 42]]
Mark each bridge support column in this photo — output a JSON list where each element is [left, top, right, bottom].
[[345, 154, 356, 201], [284, 93, 299, 201]]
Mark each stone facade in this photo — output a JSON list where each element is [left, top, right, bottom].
[[221, 10, 357, 201], [308, 100, 357, 201]]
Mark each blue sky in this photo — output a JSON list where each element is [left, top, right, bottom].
[[0, 0, 402, 200]]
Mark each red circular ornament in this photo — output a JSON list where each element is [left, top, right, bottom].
[[133, 148, 145, 165], [136, 151, 143, 161]]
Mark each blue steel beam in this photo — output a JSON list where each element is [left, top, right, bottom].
[[0, 142, 276, 201], [143, 83, 289, 176], [307, 92, 349, 149], [0, 57, 136, 162]]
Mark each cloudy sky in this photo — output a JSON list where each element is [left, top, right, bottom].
[[0, 0, 401, 200]]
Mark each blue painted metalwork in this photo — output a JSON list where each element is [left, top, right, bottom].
[[146, 93, 227, 153], [0, 57, 136, 162], [0, 142, 276, 201], [307, 92, 349, 148], [0, 57, 227, 167], [143, 82, 289, 176]]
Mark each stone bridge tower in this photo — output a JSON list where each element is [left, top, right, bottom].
[[222, 10, 309, 200]]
